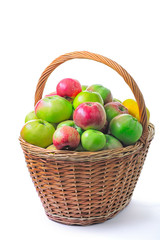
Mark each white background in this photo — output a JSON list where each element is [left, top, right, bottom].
[[0, 0, 160, 239]]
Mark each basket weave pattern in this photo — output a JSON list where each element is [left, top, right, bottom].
[[19, 51, 155, 225]]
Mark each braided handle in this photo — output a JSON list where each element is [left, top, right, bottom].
[[34, 51, 148, 142]]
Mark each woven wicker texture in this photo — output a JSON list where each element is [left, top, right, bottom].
[[19, 51, 155, 225]]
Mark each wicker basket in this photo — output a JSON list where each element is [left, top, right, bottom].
[[19, 51, 155, 225]]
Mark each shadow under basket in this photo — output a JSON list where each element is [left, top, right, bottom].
[[19, 51, 155, 225]]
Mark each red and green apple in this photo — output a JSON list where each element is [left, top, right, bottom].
[[53, 126, 80, 150], [35, 96, 73, 123]]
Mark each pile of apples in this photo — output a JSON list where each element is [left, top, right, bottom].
[[20, 78, 146, 152]]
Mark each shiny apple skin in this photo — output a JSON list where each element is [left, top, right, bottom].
[[87, 84, 113, 104], [20, 119, 55, 148], [57, 120, 83, 135], [81, 129, 106, 151], [25, 111, 38, 123], [73, 102, 106, 130], [56, 78, 82, 98], [53, 126, 80, 150], [110, 114, 143, 146], [35, 96, 73, 123], [73, 91, 104, 109], [104, 102, 128, 122]]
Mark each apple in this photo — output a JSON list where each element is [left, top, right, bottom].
[[53, 126, 80, 150], [86, 84, 113, 104], [56, 78, 82, 98], [110, 114, 143, 145], [25, 111, 38, 123], [57, 120, 83, 135], [46, 144, 57, 150], [113, 98, 122, 103], [104, 102, 128, 122], [73, 102, 106, 130], [103, 134, 123, 150], [35, 95, 73, 123], [44, 91, 73, 103], [20, 119, 55, 148], [81, 129, 106, 151], [73, 91, 104, 109], [82, 85, 88, 91]]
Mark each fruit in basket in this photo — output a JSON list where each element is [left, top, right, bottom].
[[53, 126, 80, 150], [35, 96, 73, 123], [25, 111, 38, 123], [86, 84, 113, 104], [73, 91, 103, 109], [20, 119, 55, 148], [110, 114, 143, 145], [82, 85, 88, 91], [103, 134, 123, 150], [57, 120, 83, 135], [56, 78, 82, 98], [81, 129, 106, 151], [46, 144, 57, 150], [122, 99, 150, 122], [73, 102, 106, 130], [104, 102, 128, 122]]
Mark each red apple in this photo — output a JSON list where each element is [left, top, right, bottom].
[[104, 102, 128, 122], [56, 78, 82, 98], [53, 126, 80, 150], [73, 102, 106, 130]]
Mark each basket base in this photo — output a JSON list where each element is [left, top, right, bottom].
[[45, 199, 131, 226]]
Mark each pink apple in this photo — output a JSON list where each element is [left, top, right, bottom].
[[56, 78, 82, 98], [104, 102, 128, 122], [53, 126, 80, 150], [73, 102, 106, 130]]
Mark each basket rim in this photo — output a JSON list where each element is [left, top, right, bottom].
[[19, 123, 155, 162]]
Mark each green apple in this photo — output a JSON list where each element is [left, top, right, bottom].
[[25, 111, 38, 123], [73, 91, 104, 109], [82, 85, 88, 91], [103, 134, 123, 150], [20, 119, 55, 148], [110, 114, 143, 145], [35, 96, 73, 123], [113, 98, 122, 103], [46, 144, 57, 150], [87, 84, 113, 104], [57, 120, 83, 135], [81, 129, 106, 151]]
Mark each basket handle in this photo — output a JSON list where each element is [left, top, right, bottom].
[[34, 51, 148, 142]]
